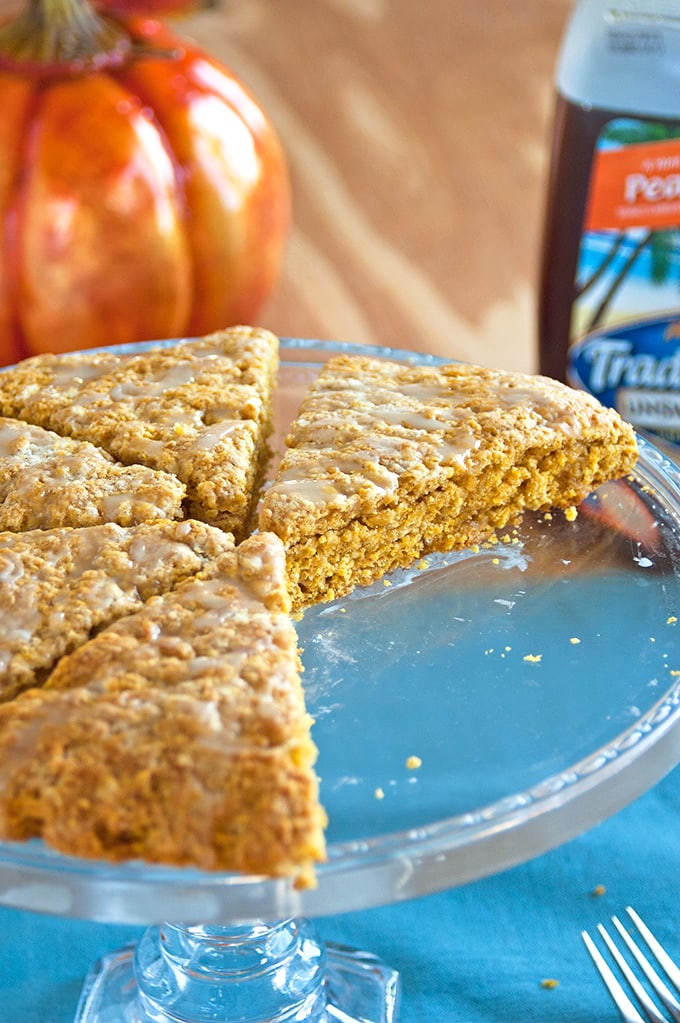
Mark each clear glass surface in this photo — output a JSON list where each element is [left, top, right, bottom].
[[73, 921, 400, 1023], [0, 338, 679, 925]]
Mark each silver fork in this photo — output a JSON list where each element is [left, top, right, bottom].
[[582, 907, 680, 1023]]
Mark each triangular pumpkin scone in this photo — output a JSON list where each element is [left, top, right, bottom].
[[0, 416, 186, 530], [0, 519, 235, 702], [259, 355, 639, 610], [0, 533, 326, 887], [0, 326, 278, 540]]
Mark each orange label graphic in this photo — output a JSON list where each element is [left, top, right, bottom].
[[585, 138, 680, 231]]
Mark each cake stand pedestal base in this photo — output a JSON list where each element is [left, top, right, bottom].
[[73, 918, 400, 1023]]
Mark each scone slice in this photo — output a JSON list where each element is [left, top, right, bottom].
[[0, 533, 326, 887], [259, 354, 639, 609], [0, 416, 186, 530], [0, 326, 278, 540], [0, 519, 235, 702]]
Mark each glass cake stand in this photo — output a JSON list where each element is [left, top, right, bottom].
[[1, 339, 680, 1023]]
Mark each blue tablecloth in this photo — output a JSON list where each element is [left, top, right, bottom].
[[1, 762, 678, 1023]]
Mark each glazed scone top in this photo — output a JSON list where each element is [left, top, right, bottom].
[[45, 534, 298, 720], [0, 416, 186, 530], [0, 518, 235, 702], [0, 326, 279, 535], [0, 531, 326, 884], [260, 354, 638, 538], [0, 328, 275, 440]]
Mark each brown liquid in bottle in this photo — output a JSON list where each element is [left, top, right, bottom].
[[540, 1, 680, 458], [538, 96, 619, 382], [538, 95, 680, 384]]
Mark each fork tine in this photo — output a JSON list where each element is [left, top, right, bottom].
[[598, 923, 668, 1023], [613, 912, 680, 1023], [626, 909, 680, 995], [582, 929, 648, 1023]]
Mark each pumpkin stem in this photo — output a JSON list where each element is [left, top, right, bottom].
[[0, 0, 132, 74]]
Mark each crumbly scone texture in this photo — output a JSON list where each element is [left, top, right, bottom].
[[0, 416, 186, 530], [259, 354, 639, 609], [0, 326, 278, 541], [0, 519, 235, 703], [0, 533, 326, 887]]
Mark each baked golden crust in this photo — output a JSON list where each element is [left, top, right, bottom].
[[0, 416, 186, 530], [259, 354, 639, 608], [0, 326, 278, 541], [0, 534, 326, 886], [0, 519, 235, 703]]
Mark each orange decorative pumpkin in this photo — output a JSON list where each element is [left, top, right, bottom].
[[0, 0, 290, 362]]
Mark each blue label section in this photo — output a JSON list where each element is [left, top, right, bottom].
[[568, 316, 680, 446]]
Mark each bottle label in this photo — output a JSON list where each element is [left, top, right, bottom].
[[567, 116, 680, 449]]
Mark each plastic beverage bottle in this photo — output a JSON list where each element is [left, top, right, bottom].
[[538, 0, 680, 454]]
